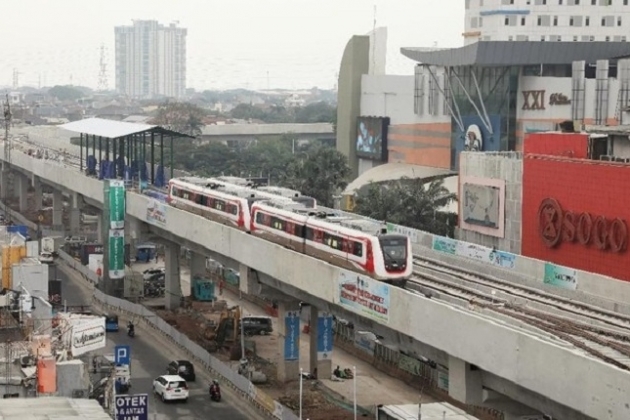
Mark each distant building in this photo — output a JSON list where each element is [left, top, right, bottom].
[[115, 20, 187, 99]]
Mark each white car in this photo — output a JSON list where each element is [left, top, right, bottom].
[[152, 375, 189, 402], [39, 252, 54, 264]]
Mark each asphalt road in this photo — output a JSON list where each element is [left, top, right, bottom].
[[57, 263, 254, 420]]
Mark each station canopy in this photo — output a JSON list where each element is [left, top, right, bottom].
[[343, 163, 455, 195], [59, 117, 193, 139]]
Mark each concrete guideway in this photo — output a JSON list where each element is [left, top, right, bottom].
[[3, 144, 630, 419]]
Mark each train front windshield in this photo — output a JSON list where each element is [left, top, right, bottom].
[[380, 237, 407, 260]]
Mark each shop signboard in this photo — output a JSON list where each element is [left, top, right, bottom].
[[109, 229, 125, 279], [71, 316, 106, 357], [115, 394, 148, 420]]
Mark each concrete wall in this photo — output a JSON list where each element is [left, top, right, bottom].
[[6, 146, 630, 419], [457, 152, 523, 254], [336, 35, 370, 179]]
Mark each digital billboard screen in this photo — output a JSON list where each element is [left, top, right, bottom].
[[356, 116, 389, 161]]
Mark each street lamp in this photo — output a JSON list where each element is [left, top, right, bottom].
[[353, 366, 357, 420], [299, 367, 303, 420]]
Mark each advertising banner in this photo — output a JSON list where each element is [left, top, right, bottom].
[[146, 199, 167, 227], [283, 311, 300, 361], [543, 263, 578, 290], [71, 316, 106, 357], [337, 270, 390, 323], [109, 229, 125, 279], [108, 180, 126, 229], [115, 394, 148, 420], [316, 313, 333, 361], [432, 236, 516, 270], [386, 222, 418, 243]]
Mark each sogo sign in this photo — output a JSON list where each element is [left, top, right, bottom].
[[538, 198, 628, 253]]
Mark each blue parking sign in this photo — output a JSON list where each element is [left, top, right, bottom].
[[115, 394, 148, 420], [115, 345, 131, 365]]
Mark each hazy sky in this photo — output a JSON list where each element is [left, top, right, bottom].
[[0, 0, 464, 91]]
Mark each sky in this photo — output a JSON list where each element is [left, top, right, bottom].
[[0, 0, 464, 91]]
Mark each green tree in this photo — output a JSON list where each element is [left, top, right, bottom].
[[153, 101, 207, 136], [353, 177, 457, 237], [295, 101, 336, 123], [48, 85, 84, 101], [281, 145, 351, 207]]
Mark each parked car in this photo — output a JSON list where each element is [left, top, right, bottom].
[[152, 375, 189, 402], [39, 252, 54, 264], [241, 316, 273, 336], [143, 268, 165, 281], [166, 360, 196, 382]]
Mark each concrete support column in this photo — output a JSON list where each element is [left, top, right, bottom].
[[17, 174, 28, 213], [52, 189, 63, 227], [309, 306, 333, 379], [69, 192, 81, 234], [0, 168, 9, 198], [32, 175, 42, 212], [164, 243, 181, 310], [448, 355, 483, 405], [189, 252, 206, 298], [238, 264, 259, 296], [277, 301, 301, 382], [96, 215, 103, 244]]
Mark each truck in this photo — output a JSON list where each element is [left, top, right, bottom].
[[41, 236, 64, 256]]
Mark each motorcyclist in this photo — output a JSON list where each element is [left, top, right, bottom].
[[127, 321, 135, 336], [209, 379, 220, 399]]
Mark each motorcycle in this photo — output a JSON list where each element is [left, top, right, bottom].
[[209, 382, 221, 402], [127, 323, 135, 338]]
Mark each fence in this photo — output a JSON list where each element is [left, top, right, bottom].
[[58, 249, 299, 420], [332, 323, 505, 420]]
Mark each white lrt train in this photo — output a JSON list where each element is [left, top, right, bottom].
[[167, 177, 412, 286]]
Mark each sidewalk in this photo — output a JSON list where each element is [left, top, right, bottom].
[[134, 260, 429, 407]]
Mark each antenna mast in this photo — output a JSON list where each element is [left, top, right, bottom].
[[98, 44, 109, 92], [371, 4, 377, 75], [3, 95, 12, 225]]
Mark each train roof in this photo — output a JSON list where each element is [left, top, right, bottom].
[[258, 186, 301, 198]]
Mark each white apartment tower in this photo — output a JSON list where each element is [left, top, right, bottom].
[[115, 20, 187, 99], [464, 0, 630, 44]]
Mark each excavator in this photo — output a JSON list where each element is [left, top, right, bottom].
[[199, 305, 242, 352]]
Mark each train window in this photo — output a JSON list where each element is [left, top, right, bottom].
[[305, 227, 314, 240], [199, 195, 207, 206], [227, 203, 238, 215], [324, 233, 343, 251], [195, 194, 203, 205], [286, 222, 294, 235], [271, 217, 285, 231], [214, 199, 225, 211], [352, 241, 363, 257], [255, 212, 264, 224], [294, 224, 305, 238], [380, 238, 407, 259]]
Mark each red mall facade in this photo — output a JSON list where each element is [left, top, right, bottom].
[[522, 133, 630, 281]]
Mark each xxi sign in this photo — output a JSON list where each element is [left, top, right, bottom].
[[522, 90, 546, 111], [538, 198, 628, 253]]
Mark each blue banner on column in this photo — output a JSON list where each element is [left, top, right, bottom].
[[283, 311, 300, 361], [317, 313, 333, 361]]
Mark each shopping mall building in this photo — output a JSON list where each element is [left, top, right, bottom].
[[336, 27, 630, 281]]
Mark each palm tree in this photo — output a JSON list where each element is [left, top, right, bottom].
[[353, 177, 457, 236]]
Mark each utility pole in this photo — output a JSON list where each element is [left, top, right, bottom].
[[2, 94, 12, 225], [98, 44, 109, 92]]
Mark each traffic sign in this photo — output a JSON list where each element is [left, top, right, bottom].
[[115, 345, 131, 365]]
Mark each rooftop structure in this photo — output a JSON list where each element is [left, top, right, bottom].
[[0, 396, 110, 419], [464, 0, 630, 44]]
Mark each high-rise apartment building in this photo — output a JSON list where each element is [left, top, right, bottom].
[[464, 0, 630, 44], [115, 20, 187, 98]]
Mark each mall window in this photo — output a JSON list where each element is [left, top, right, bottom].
[[625, 0, 629, 5], [521, 17, 526, 25], [573, 35, 579, 41], [606, 36, 611, 41], [553, 16, 558, 26], [505, 17, 509, 25], [586, 16, 590, 26], [618, 16, 623, 26]]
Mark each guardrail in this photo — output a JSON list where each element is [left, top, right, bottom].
[[57, 248, 299, 420]]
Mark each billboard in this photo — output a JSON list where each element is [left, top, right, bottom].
[[108, 180, 126, 229], [452, 114, 502, 169], [356, 116, 389, 161], [109, 230, 125, 279], [459, 176, 506, 238], [70, 316, 106, 356]]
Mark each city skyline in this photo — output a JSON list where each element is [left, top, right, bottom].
[[0, 0, 464, 91]]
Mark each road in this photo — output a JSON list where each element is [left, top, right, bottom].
[[56, 262, 257, 420]]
